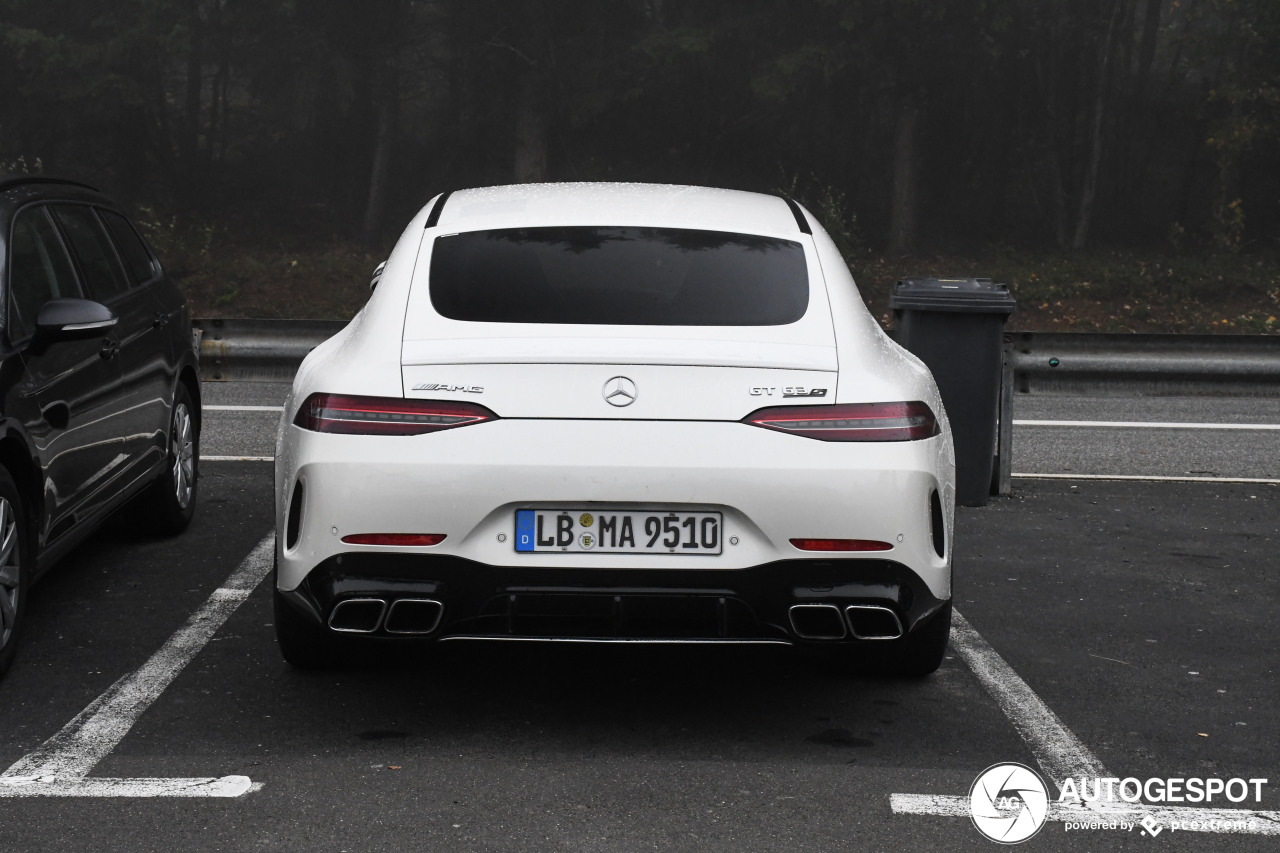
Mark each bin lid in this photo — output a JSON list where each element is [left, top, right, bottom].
[[890, 276, 1017, 314]]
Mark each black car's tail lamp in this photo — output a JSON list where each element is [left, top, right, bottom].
[[744, 401, 939, 441], [294, 394, 496, 435]]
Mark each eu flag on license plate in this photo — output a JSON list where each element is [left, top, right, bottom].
[[515, 510, 536, 552]]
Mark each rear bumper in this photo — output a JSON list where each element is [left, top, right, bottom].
[[275, 418, 955, 601], [278, 552, 949, 645]]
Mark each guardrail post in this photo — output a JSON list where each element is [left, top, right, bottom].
[[992, 334, 1014, 496]]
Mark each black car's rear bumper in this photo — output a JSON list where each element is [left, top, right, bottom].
[[279, 552, 949, 645]]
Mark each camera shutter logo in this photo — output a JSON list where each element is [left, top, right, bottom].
[[969, 763, 1050, 844]]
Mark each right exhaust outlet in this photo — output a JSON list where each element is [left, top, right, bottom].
[[844, 605, 904, 640]]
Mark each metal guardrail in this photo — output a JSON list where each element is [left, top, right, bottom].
[[193, 318, 1280, 396], [191, 319, 1278, 500], [193, 318, 347, 382], [1009, 332, 1280, 396]]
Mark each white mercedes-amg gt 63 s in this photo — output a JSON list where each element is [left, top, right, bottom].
[[274, 183, 955, 674]]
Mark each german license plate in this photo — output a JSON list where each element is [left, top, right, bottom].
[[514, 509, 722, 554]]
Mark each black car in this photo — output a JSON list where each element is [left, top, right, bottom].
[[0, 175, 201, 679]]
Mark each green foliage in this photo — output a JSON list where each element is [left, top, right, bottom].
[[778, 171, 865, 261], [0, 155, 42, 174], [853, 248, 1280, 333], [132, 206, 219, 276], [3, 0, 1280, 289]]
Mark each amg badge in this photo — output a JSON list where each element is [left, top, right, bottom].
[[412, 383, 484, 393]]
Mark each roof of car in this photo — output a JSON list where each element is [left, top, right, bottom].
[[0, 175, 99, 194], [433, 183, 805, 236]]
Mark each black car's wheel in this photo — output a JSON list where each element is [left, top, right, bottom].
[[147, 383, 198, 535], [0, 468, 30, 681]]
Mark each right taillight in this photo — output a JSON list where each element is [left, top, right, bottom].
[[293, 393, 497, 436], [744, 401, 939, 441]]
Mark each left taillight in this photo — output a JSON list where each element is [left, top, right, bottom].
[[293, 393, 497, 436], [744, 401, 939, 441]]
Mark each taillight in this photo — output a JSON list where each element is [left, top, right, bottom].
[[790, 538, 893, 552], [293, 394, 496, 435], [744, 401, 938, 441], [341, 533, 446, 546]]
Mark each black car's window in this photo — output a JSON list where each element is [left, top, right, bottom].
[[429, 226, 809, 326], [51, 204, 131, 301], [7, 206, 84, 341], [100, 209, 157, 285]]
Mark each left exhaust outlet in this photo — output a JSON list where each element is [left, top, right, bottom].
[[328, 598, 387, 633], [788, 603, 848, 640]]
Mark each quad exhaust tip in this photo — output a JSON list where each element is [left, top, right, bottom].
[[788, 604, 847, 640], [328, 597, 445, 635], [328, 598, 387, 634], [385, 599, 444, 635], [844, 604, 904, 640]]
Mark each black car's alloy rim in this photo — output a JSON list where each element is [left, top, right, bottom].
[[0, 498, 19, 648], [173, 402, 195, 509]]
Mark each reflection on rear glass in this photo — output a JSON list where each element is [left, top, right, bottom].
[[429, 226, 808, 326]]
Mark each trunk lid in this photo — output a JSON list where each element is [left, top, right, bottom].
[[401, 334, 837, 420]]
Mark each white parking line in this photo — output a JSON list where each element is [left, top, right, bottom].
[[1014, 472, 1280, 485], [1014, 419, 1280, 430], [948, 610, 1106, 784], [204, 410, 1280, 428], [890, 609, 1280, 834], [0, 535, 274, 798], [192, 458, 1280, 482], [892, 795, 1280, 835]]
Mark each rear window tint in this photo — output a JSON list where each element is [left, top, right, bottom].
[[429, 226, 808, 326]]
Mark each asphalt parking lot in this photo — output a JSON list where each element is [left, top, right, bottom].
[[0, 384, 1276, 852]]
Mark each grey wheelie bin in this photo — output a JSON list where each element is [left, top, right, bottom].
[[890, 277, 1016, 507]]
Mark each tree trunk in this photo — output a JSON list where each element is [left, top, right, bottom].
[[1135, 0, 1162, 97], [1050, 151, 1070, 249], [513, 67, 549, 183], [887, 101, 919, 255], [179, 0, 203, 194], [1071, 0, 1125, 250], [362, 98, 396, 243]]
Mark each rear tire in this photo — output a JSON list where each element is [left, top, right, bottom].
[[0, 468, 31, 681], [822, 601, 952, 677], [273, 559, 343, 670], [147, 383, 198, 536], [891, 601, 952, 677]]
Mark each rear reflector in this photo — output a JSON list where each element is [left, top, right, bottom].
[[790, 538, 893, 552], [745, 401, 938, 441], [341, 533, 446, 546], [294, 393, 495, 435]]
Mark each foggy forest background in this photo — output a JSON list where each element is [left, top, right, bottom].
[[2, 0, 1279, 326]]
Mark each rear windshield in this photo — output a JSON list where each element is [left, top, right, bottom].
[[428, 226, 808, 326]]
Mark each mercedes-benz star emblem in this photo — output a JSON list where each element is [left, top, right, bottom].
[[603, 376, 637, 407]]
